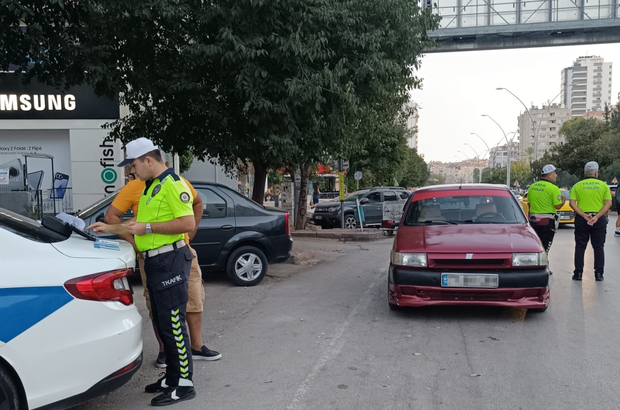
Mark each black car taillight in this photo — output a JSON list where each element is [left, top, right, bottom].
[[285, 213, 290, 235], [64, 268, 134, 306]]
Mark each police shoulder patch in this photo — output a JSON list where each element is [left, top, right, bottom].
[[557, 195, 561, 201], [180, 192, 190, 203]]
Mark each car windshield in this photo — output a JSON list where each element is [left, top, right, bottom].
[[561, 189, 570, 199], [403, 192, 527, 225]]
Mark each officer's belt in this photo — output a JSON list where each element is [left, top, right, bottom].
[[142, 239, 186, 259]]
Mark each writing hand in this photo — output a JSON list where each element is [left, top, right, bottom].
[[86, 222, 109, 234]]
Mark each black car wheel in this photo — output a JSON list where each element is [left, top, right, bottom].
[[344, 214, 357, 229], [0, 365, 20, 410], [227, 246, 268, 286]]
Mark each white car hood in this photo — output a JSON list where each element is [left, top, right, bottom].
[[51, 235, 136, 268]]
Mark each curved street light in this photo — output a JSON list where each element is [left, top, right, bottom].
[[482, 114, 512, 187], [464, 143, 480, 158], [496, 87, 539, 160], [470, 132, 491, 155]]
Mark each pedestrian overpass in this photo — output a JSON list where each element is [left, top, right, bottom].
[[424, 0, 620, 51]]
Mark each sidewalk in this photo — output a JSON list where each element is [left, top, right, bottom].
[[267, 236, 377, 280]]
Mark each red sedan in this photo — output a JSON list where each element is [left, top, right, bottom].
[[388, 184, 549, 312]]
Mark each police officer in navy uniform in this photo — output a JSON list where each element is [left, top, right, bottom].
[[88, 138, 197, 406], [569, 161, 612, 281]]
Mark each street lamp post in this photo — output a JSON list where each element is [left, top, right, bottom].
[[496, 87, 539, 161], [464, 143, 482, 183], [482, 114, 512, 188], [463, 143, 480, 158]]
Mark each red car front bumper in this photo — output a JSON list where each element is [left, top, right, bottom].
[[388, 283, 549, 309]]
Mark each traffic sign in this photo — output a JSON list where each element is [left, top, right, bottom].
[[354, 171, 363, 181], [342, 161, 349, 170]]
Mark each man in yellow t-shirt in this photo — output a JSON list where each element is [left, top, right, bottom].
[[105, 152, 221, 368], [527, 164, 566, 265], [569, 161, 612, 281]]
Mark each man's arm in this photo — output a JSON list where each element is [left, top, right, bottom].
[[189, 194, 203, 241], [105, 205, 138, 250], [123, 216, 195, 236], [569, 199, 590, 220], [554, 195, 567, 210], [590, 200, 612, 225]]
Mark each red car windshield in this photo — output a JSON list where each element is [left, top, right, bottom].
[[403, 190, 527, 225]]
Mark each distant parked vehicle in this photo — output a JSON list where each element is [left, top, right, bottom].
[[311, 187, 410, 229], [76, 182, 292, 286]]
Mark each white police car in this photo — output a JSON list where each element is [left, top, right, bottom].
[[0, 208, 143, 410]]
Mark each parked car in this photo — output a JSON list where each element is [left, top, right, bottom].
[[388, 184, 550, 312], [520, 189, 574, 225], [76, 182, 292, 286], [311, 187, 410, 229], [0, 208, 142, 410]]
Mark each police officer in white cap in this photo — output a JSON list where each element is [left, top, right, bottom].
[[527, 164, 566, 274], [569, 161, 612, 281]]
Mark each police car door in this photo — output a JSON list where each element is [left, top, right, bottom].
[[193, 187, 236, 266]]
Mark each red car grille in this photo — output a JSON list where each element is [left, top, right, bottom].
[[437, 291, 513, 301], [433, 259, 506, 267]]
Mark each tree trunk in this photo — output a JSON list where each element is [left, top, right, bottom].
[[252, 161, 268, 205], [295, 164, 310, 230]]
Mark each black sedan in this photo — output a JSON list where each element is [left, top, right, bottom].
[[76, 182, 292, 286]]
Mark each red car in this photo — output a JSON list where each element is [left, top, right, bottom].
[[388, 184, 549, 312]]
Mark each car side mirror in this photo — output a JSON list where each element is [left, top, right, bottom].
[[359, 198, 369, 205]]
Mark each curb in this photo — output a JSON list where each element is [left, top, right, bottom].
[[291, 230, 386, 242]]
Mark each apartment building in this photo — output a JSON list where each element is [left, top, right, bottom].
[[517, 104, 571, 161], [561, 55, 613, 118]]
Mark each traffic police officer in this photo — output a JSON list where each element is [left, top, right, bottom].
[[88, 138, 196, 405], [527, 164, 566, 270], [569, 161, 612, 281]]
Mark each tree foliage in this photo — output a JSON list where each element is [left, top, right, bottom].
[[398, 148, 429, 188], [1, 0, 439, 228]]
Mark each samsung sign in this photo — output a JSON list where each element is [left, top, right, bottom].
[[0, 75, 119, 120], [1, 94, 77, 112]]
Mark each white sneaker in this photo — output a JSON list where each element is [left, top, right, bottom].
[[615, 228, 620, 237]]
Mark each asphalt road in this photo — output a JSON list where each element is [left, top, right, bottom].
[[78, 220, 620, 410]]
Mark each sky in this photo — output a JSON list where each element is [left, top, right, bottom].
[[411, 44, 620, 163]]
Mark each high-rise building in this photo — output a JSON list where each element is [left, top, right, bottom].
[[517, 104, 571, 161], [561, 55, 613, 117]]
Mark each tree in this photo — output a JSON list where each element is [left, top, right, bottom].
[[1, 0, 439, 230], [549, 118, 614, 177], [398, 148, 429, 188], [426, 173, 445, 185]]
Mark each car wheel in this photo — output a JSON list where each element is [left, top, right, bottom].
[[388, 302, 401, 311], [0, 366, 20, 410], [226, 246, 268, 286], [344, 214, 357, 229], [529, 305, 548, 313]]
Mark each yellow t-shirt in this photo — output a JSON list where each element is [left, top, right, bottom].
[[528, 180, 562, 214], [570, 178, 611, 213], [111, 172, 198, 245]]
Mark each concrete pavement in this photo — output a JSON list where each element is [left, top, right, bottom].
[[77, 217, 620, 410]]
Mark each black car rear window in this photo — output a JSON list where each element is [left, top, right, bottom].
[[0, 208, 68, 243]]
